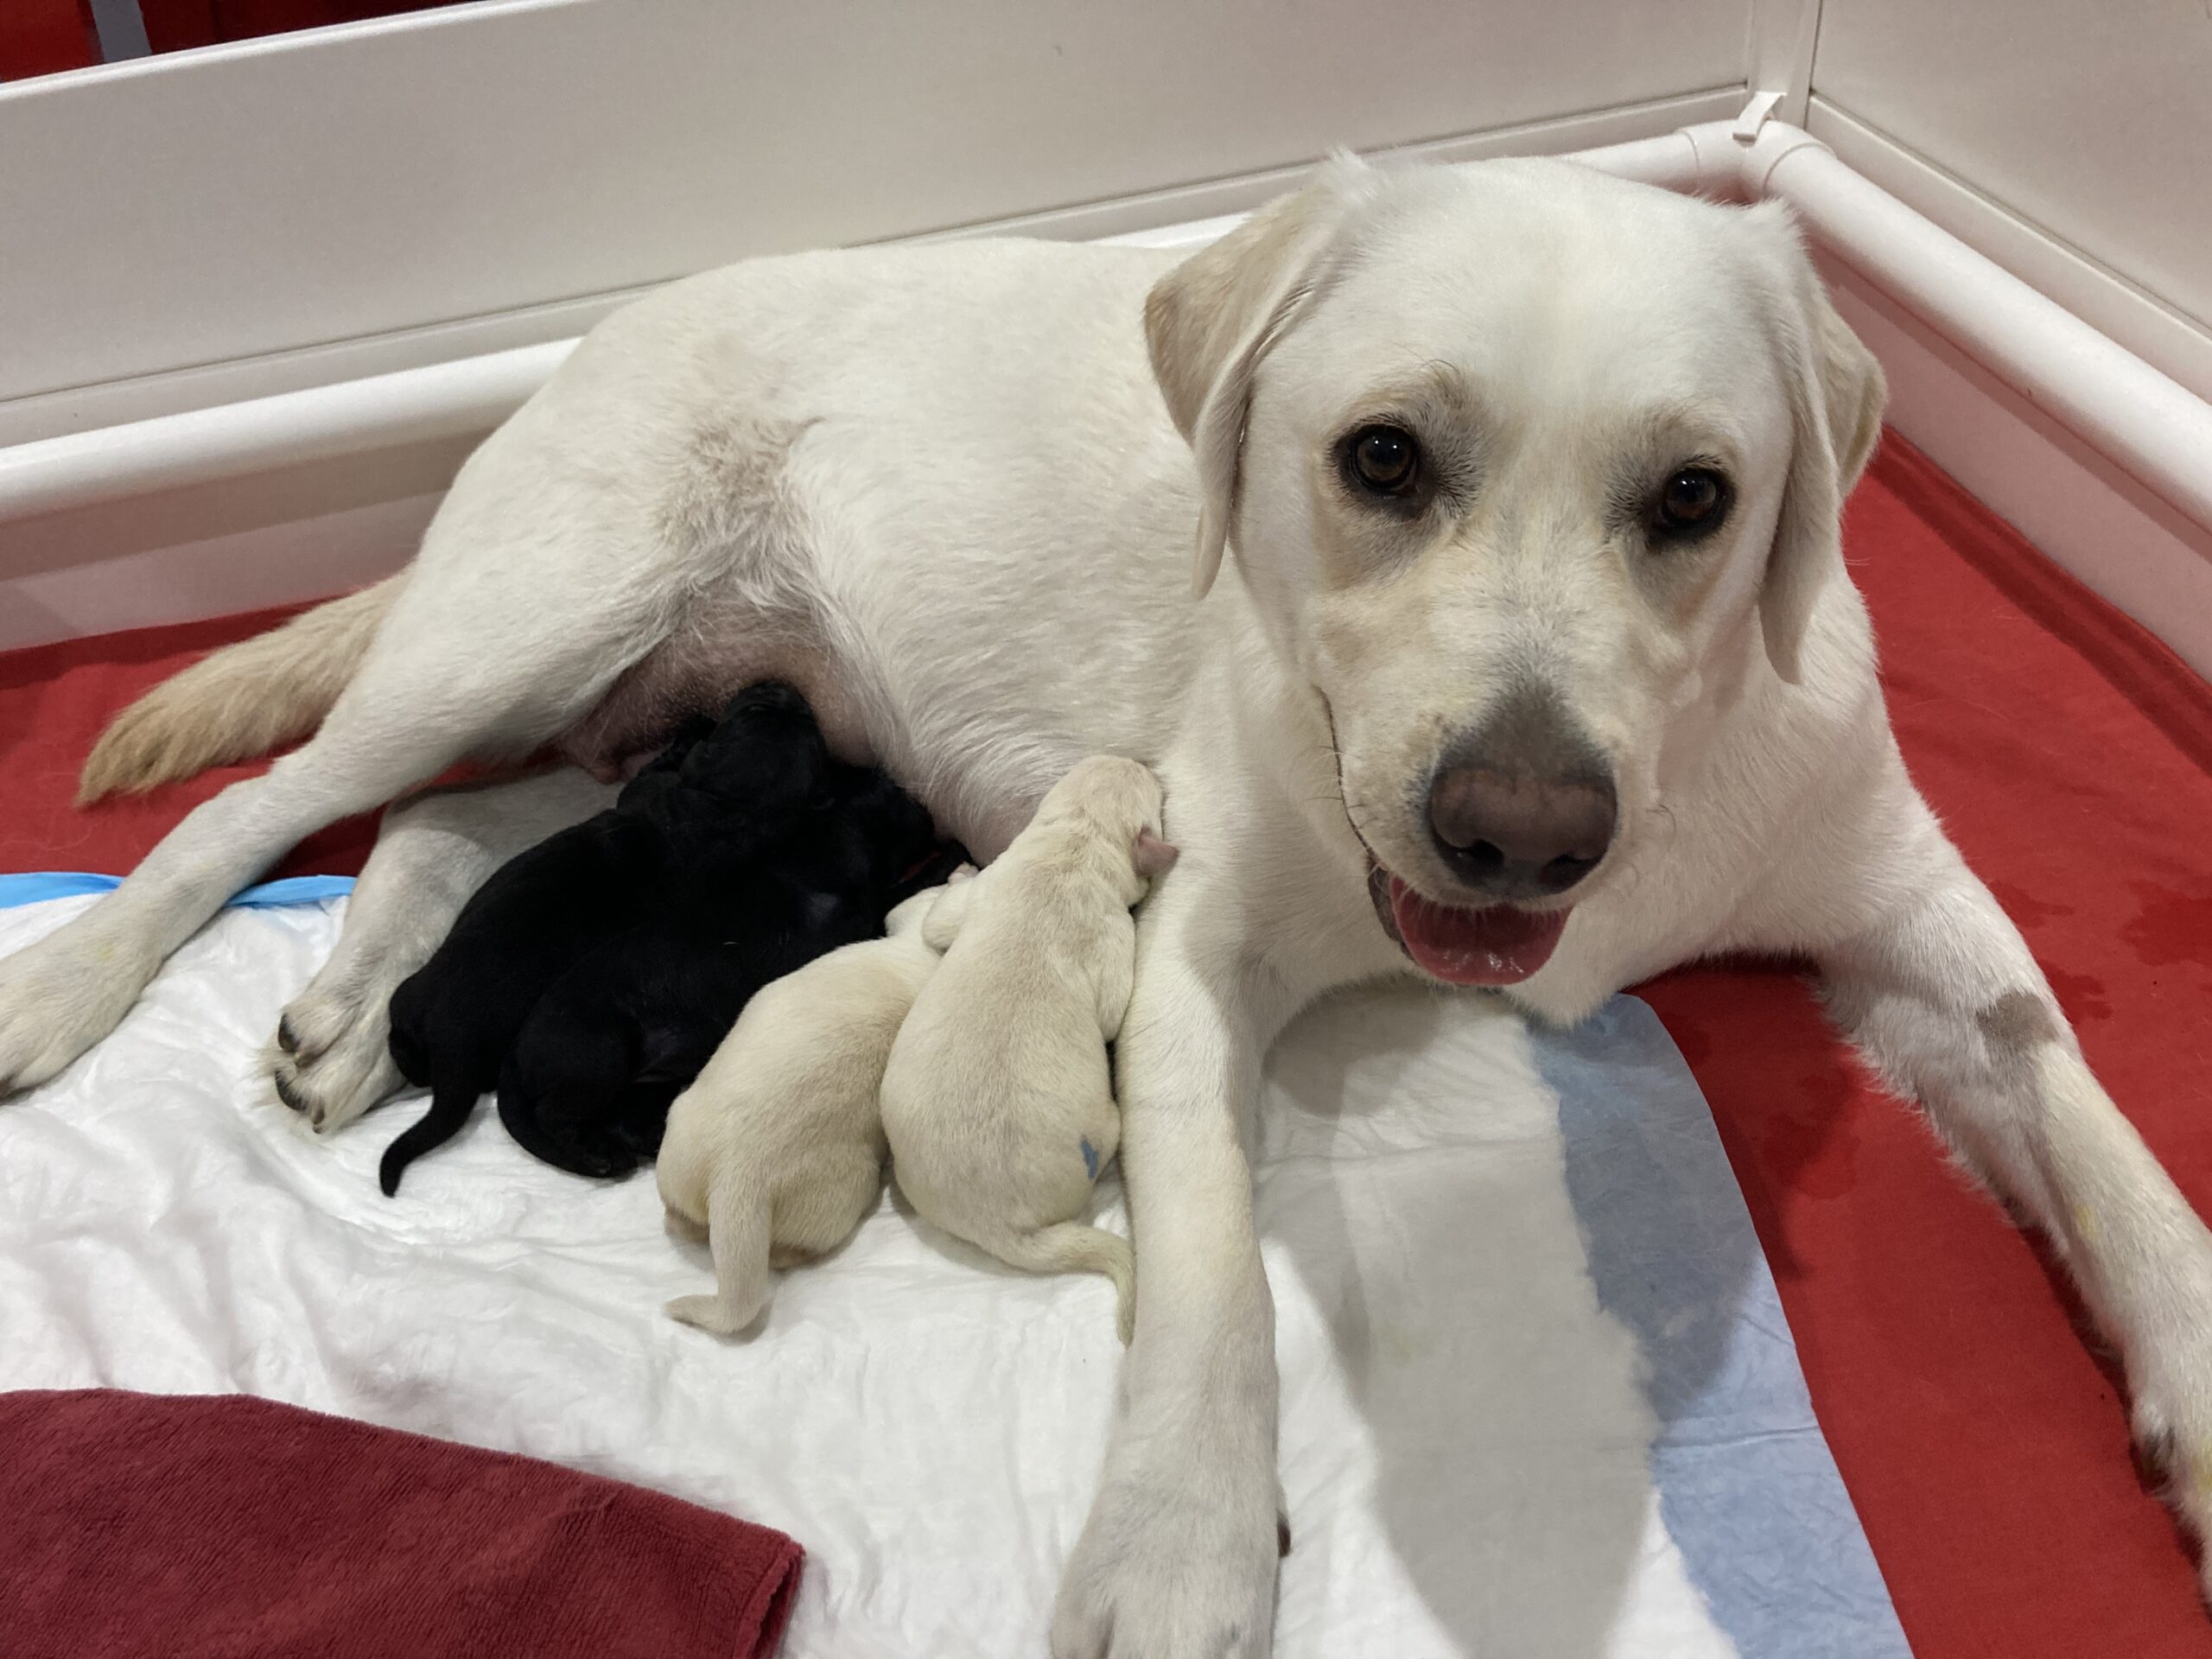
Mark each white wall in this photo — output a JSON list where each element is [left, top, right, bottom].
[[1809, 0, 2212, 399], [4, 0, 2207, 671], [1798, 0, 2212, 679], [0, 0, 1744, 436]]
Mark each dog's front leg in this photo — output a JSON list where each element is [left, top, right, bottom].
[[1813, 815, 2212, 1594], [1052, 873, 1298, 1659]]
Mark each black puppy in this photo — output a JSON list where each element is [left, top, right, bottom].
[[496, 764, 952, 1179], [378, 684, 834, 1195]]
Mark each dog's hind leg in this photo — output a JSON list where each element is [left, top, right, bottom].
[[270, 766, 615, 1134], [1800, 798, 2212, 1599], [0, 728, 446, 1096], [0, 472, 686, 1096]]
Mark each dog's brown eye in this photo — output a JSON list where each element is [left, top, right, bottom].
[[1346, 425, 1421, 497], [1651, 467, 1731, 539]]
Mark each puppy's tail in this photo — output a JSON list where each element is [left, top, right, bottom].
[[665, 1167, 775, 1336], [378, 1082, 480, 1197], [79, 574, 404, 804], [994, 1223, 1136, 1344]]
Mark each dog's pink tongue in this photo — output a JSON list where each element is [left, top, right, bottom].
[[1389, 878, 1568, 986]]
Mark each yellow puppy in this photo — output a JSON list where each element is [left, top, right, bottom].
[[880, 757, 1175, 1340], [658, 877, 963, 1334]]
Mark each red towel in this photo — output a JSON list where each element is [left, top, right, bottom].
[[0, 1389, 803, 1659]]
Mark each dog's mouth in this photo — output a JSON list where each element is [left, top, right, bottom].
[[1315, 690, 1571, 988], [1363, 861, 1570, 987]]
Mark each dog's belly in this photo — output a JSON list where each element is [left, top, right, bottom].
[[847, 550, 1207, 859], [555, 240, 1212, 855], [556, 610, 868, 784]]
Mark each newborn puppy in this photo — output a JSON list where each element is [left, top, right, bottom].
[[880, 755, 1176, 1340], [496, 766, 952, 1180], [658, 871, 970, 1335], [377, 684, 830, 1195]]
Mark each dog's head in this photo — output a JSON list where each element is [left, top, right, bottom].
[[1145, 156, 1884, 987], [885, 879, 952, 938], [1039, 756, 1178, 883], [679, 682, 831, 823], [804, 764, 946, 897]]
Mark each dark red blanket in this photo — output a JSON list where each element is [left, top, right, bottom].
[[0, 1389, 802, 1659]]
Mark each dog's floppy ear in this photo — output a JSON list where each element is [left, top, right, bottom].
[[1145, 156, 1373, 598], [1749, 203, 1886, 684]]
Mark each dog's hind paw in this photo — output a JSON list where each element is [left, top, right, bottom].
[[266, 985, 402, 1133], [0, 923, 156, 1097]]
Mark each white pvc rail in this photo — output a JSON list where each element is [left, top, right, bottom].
[[3, 107, 2208, 542], [0, 340, 576, 524]]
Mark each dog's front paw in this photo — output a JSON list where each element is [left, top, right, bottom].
[[0, 923, 154, 1096], [2126, 1310, 2212, 1604], [1051, 1435, 1278, 1659]]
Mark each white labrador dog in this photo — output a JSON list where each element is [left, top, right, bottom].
[[9, 156, 2212, 1655], [659, 878, 958, 1336], [882, 754, 1176, 1341]]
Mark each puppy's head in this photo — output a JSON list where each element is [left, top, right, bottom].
[[614, 715, 719, 810], [886, 876, 960, 937], [681, 682, 830, 821], [1145, 156, 1882, 987], [806, 765, 944, 895], [1039, 756, 1176, 881]]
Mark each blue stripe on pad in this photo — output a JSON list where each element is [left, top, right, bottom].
[[1535, 995, 1911, 1658], [0, 873, 355, 912]]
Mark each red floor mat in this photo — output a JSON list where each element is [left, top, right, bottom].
[[0, 601, 379, 880], [2, 434, 2209, 1655]]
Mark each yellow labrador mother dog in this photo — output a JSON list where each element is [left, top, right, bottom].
[[10, 156, 2211, 1655]]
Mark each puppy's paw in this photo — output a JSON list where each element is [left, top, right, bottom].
[[1051, 1433, 1278, 1659], [266, 984, 402, 1134], [0, 924, 155, 1096]]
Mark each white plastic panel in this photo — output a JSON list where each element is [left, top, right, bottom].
[[0, 0, 1745, 408], [1810, 0, 2212, 334], [1824, 252, 2212, 683]]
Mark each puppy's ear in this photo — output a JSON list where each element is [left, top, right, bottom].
[[1746, 203, 1886, 684], [1133, 828, 1180, 878], [1145, 156, 1375, 599]]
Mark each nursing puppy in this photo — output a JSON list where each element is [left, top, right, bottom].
[[658, 873, 968, 1334], [378, 685, 830, 1195], [497, 769, 950, 1179], [880, 757, 1176, 1341]]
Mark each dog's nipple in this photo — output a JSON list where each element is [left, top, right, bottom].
[[1080, 1138, 1100, 1182]]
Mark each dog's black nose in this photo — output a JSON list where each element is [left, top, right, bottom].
[[1427, 689, 1616, 900]]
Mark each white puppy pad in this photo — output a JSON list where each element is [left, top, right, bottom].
[[0, 893, 1906, 1657]]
